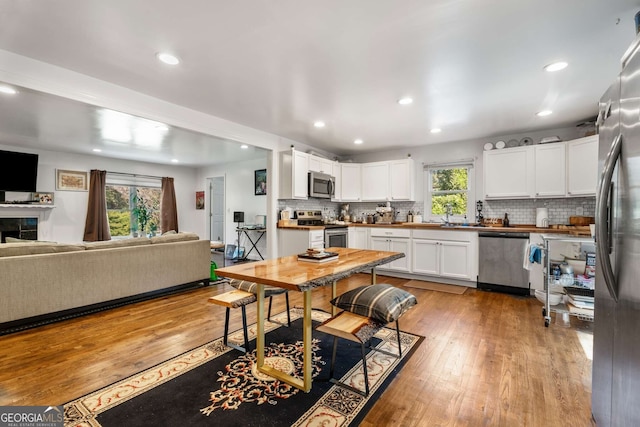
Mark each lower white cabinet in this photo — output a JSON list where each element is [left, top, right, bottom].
[[278, 228, 324, 257], [369, 228, 411, 272], [411, 229, 477, 281], [348, 226, 370, 249]]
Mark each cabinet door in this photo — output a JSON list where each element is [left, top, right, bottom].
[[361, 162, 389, 201], [439, 241, 471, 279], [349, 227, 369, 249], [332, 162, 342, 201], [388, 238, 411, 272], [567, 135, 598, 196], [309, 155, 334, 174], [370, 237, 390, 269], [293, 151, 309, 199], [534, 143, 566, 197], [483, 146, 534, 199], [341, 163, 362, 201], [389, 158, 415, 201], [412, 239, 439, 275]]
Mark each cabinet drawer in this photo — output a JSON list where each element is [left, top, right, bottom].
[[309, 230, 324, 243], [369, 228, 411, 238], [412, 229, 473, 242]]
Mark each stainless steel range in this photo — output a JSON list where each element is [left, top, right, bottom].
[[295, 210, 348, 248]]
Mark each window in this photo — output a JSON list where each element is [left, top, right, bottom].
[[106, 174, 162, 237], [424, 162, 474, 222]]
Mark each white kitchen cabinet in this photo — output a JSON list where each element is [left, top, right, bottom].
[[389, 158, 415, 201], [308, 155, 334, 174], [534, 142, 566, 197], [483, 146, 535, 199], [369, 228, 411, 272], [411, 229, 476, 281], [340, 163, 361, 201], [332, 161, 342, 201], [348, 226, 370, 249], [567, 135, 598, 196], [279, 149, 309, 199], [361, 162, 390, 201], [277, 228, 324, 257]]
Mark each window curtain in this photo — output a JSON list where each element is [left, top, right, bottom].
[[161, 177, 178, 233], [83, 169, 111, 242]]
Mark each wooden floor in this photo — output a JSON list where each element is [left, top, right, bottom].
[[0, 274, 594, 426]]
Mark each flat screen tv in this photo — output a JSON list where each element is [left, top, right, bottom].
[[0, 149, 39, 201]]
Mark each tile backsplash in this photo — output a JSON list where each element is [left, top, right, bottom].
[[278, 197, 596, 225]]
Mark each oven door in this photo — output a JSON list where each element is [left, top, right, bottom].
[[325, 228, 348, 248]]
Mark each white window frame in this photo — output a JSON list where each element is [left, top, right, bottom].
[[105, 173, 162, 238], [423, 161, 475, 224]]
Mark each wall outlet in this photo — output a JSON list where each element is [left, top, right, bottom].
[[576, 206, 584, 215]]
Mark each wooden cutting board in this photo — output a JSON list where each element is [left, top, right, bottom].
[[569, 216, 595, 226]]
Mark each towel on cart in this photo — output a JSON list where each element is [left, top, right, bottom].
[[523, 243, 542, 270]]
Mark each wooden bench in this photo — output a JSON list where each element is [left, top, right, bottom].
[[208, 290, 257, 353], [316, 310, 390, 396]]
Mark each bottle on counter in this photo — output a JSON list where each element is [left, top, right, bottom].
[[407, 210, 413, 223], [503, 213, 510, 227]]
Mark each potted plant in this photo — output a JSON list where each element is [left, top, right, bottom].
[[132, 193, 151, 236]]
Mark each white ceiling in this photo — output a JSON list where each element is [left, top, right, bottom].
[[0, 0, 638, 166]]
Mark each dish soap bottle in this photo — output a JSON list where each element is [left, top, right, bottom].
[[503, 213, 510, 227]]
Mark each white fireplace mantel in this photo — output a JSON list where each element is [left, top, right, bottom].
[[0, 204, 56, 241]]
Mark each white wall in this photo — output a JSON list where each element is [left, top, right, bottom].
[[0, 144, 199, 243], [198, 157, 268, 259]]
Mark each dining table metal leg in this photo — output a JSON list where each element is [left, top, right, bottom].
[[255, 283, 312, 392]]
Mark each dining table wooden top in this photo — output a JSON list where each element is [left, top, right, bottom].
[[215, 247, 405, 292]]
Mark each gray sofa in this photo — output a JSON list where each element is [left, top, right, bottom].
[[0, 233, 211, 331]]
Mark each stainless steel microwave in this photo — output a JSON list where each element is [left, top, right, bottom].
[[308, 171, 335, 199]]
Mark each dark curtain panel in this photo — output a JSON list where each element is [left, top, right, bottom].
[[161, 177, 178, 232], [83, 169, 111, 242]]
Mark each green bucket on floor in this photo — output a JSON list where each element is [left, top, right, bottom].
[[210, 260, 218, 281]]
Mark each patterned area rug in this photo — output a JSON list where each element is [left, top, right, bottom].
[[64, 308, 423, 427]]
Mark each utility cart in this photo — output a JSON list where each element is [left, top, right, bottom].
[[540, 234, 595, 327]]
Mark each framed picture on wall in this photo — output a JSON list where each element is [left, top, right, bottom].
[[255, 169, 266, 195], [56, 169, 89, 191], [195, 191, 205, 209]]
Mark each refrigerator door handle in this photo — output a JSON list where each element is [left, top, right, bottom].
[[596, 133, 622, 302]]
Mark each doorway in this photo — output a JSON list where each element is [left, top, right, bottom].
[[209, 176, 225, 242]]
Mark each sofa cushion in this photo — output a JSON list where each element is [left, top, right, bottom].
[[0, 243, 86, 257], [150, 232, 199, 244], [5, 237, 53, 244], [330, 283, 417, 324], [83, 237, 151, 250]]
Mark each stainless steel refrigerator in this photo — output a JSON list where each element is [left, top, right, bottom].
[[593, 35, 640, 426]]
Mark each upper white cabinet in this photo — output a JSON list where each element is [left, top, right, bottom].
[[389, 158, 415, 201], [340, 163, 362, 201], [534, 143, 566, 198], [483, 146, 535, 199], [359, 158, 415, 202], [361, 162, 390, 201], [567, 135, 598, 196], [332, 161, 342, 201], [308, 155, 334, 174], [279, 149, 309, 199], [483, 136, 598, 200]]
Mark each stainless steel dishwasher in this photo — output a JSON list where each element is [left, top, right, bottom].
[[477, 231, 530, 296]]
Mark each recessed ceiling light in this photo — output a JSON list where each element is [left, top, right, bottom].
[[171, 159, 179, 163], [430, 128, 442, 134], [92, 148, 102, 152], [313, 121, 326, 128], [354, 139, 363, 145], [536, 110, 553, 117], [398, 97, 413, 105], [240, 144, 249, 149], [156, 52, 180, 65], [544, 61, 568, 72], [0, 85, 17, 95]]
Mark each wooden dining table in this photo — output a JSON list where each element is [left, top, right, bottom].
[[214, 247, 405, 392]]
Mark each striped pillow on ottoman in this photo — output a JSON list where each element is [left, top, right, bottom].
[[330, 283, 417, 324]]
